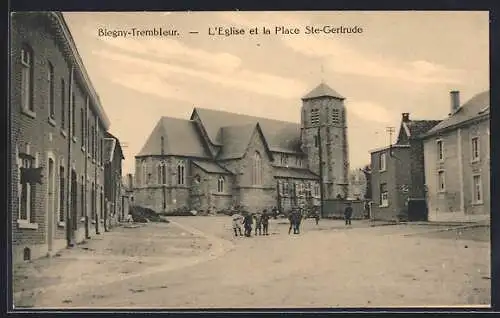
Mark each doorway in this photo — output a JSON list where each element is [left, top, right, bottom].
[[71, 170, 78, 233], [47, 158, 55, 252]]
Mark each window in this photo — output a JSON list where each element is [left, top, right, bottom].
[[283, 181, 289, 196], [48, 62, 55, 119], [296, 157, 302, 167], [438, 170, 446, 192], [80, 108, 85, 146], [71, 94, 76, 137], [380, 183, 388, 207], [177, 161, 185, 185], [252, 151, 263, 185], [379, 152, 386, 171], [313, 183, 320, 197], [91, 126, 95, 159], [311, 108, 320, 126], [217, 176, 225, 193], [437, 139, 444, 161], [100, 138, 104, 165], [331, 109, 340, 125], [142, 161, 148, 186], [281, 154, 288, 166], [471, 137, 480, 162], [158, 162, 167, 184], [314, 134, 319, 148], [19, 155, 36, 222], [21, 45, 34, 113], [473, 175, 483, 204], [61, 79, 66, 129], [59, 165, 65, 222]]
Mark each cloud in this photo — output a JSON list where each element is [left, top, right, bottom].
[[97, 36, 242, 74], [282, 36, 464, 84], [220, 12, 465, 85], [346, 100, 398, 124], [93, 49, 307, 99]]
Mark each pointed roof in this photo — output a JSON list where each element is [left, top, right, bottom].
[[191, 108, 303, 154], [397, 120, 441, 144], [136, 117, 211, 158], [301, 83, 345, 100], [191, 160, 233, 174], [422, 90, 490, 138]]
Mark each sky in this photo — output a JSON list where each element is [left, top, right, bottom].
[[62, 11, 489, 175]]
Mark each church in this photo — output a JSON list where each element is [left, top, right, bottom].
[[133, 83, 350, 214]]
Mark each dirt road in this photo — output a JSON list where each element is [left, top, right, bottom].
[[14, 217, 490, 308]]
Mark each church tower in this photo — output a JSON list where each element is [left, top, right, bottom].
[[301, 83, 350, 200]]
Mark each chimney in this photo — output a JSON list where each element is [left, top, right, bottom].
[[402, 113, 410, 122], [450, 90, 460, 114]]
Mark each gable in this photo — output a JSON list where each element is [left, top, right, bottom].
[[137, 117, 211, 158], [193, 107, 302, 154]]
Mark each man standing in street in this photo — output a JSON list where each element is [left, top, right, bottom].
[[344, 202, 353, 226], [261, 209, 270, 236]]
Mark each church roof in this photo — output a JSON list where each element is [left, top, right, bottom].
[[192, 160, 233, 174], [137, 117, 211, 158], [192, 108, 303, 154], [422, 90, 490, 138], [273, 166, 319, 180], [301, 83, 345, 100]]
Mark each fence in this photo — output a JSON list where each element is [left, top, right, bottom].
[[322, 199, 368, 219]]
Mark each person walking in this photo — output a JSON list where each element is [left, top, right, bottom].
[[294, 208, 303, 234], [261, 209, 270, 235], [243, 212, 253, 237], [232, 213, 244, 237], [314, 207, 320, 226], [344, 202, 353, 226]]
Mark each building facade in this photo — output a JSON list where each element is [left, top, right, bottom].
[[370, 113, 440, 221], [422, 91, 490, 222], [11, 12, 113, 263], [104, 132, 125, 226], [133, 83, 349, 214]]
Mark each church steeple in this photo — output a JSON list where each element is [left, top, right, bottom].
[[302, 83, 345, 101], [300, 82, 349, 200]]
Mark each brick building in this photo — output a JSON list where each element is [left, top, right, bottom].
[[10, 12, 114, 263], [103, 132, 125, 226], [421, 91, 490, 222], [133, 83, 350, 214], [369, 113, 440, 221]]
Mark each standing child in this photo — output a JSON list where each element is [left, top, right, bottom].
[[232, 213, 243, 236], [261, 210, 270, 236]]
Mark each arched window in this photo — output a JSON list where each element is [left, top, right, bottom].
[[252, 151, 262, 185], [177, 161, 185, 185], [158, 161, 167, 185], [217, 176, 225, 193], [141, 161, 147, 186]]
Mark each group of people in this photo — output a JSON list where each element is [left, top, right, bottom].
[[232, 210, 271, 237], [231, 202, 354, 237]]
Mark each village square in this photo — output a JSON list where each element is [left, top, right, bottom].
[[10, 12, 490, 309]]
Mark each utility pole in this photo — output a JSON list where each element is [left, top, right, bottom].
[[386, 126, 395, 156], [317, 126, 325, 218]]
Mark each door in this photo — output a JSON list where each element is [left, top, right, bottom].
[[71, 170, 78, 231], [408, 199, 428, 221], [47, 158, 55, 251]]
